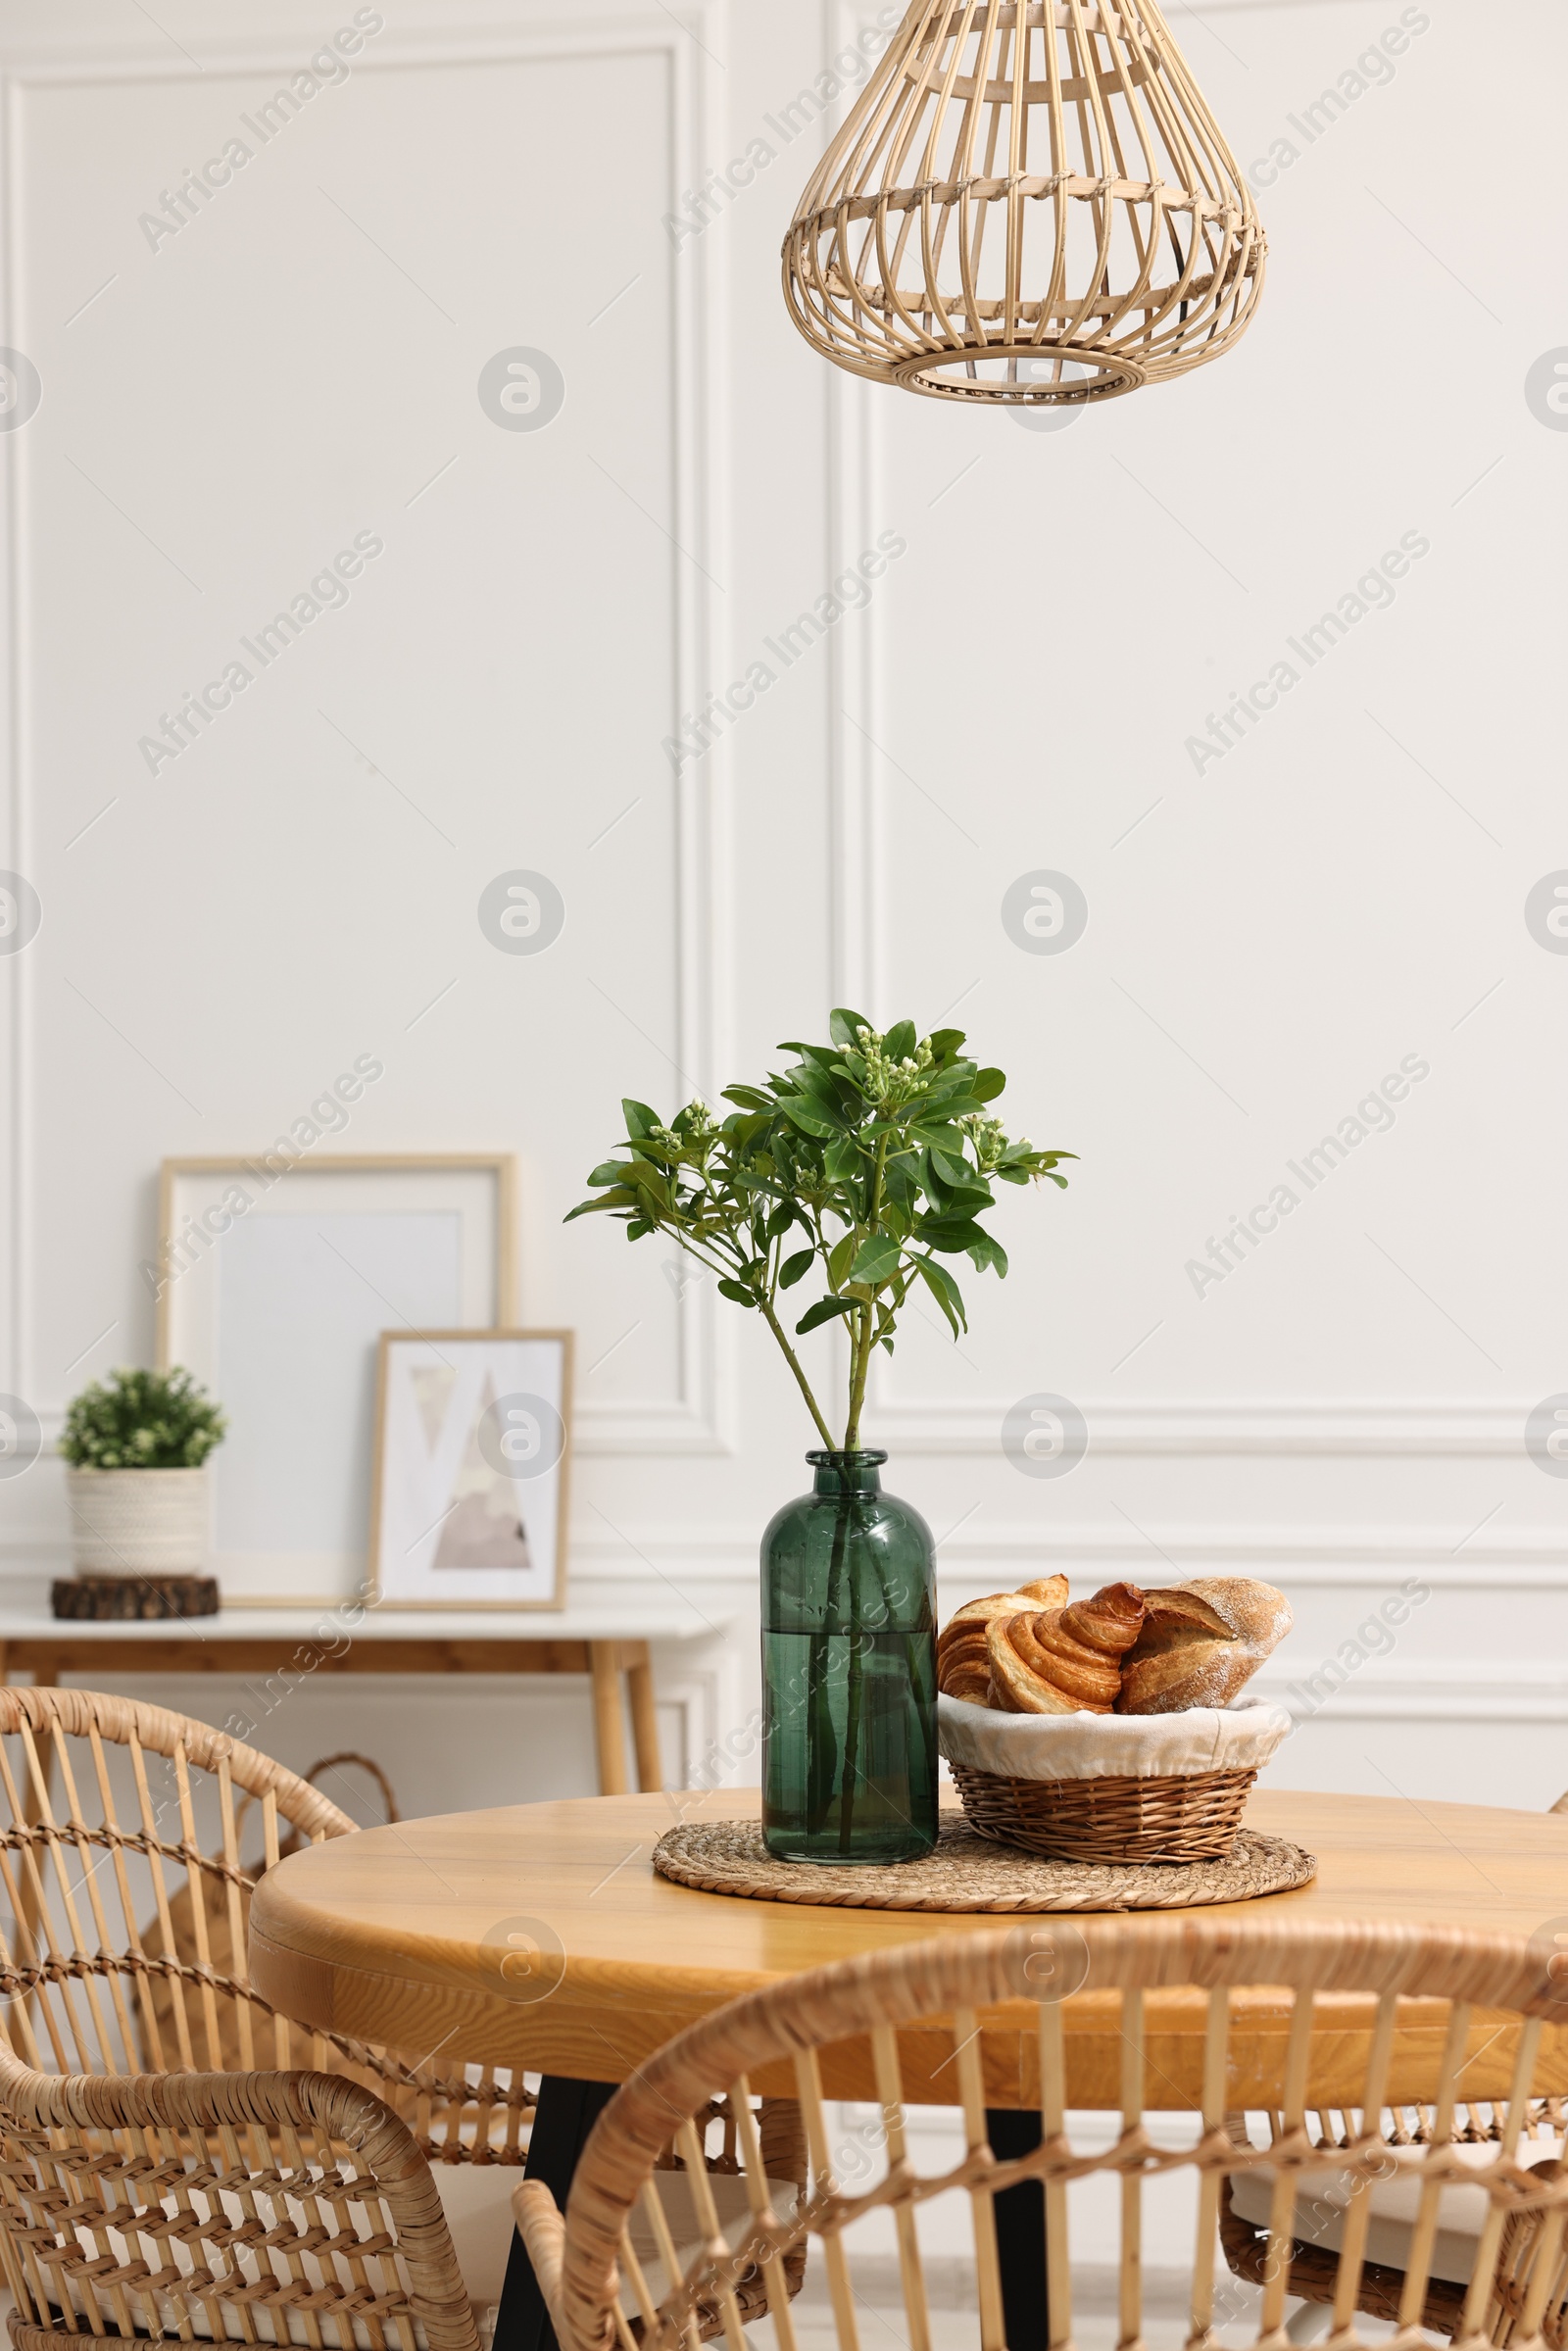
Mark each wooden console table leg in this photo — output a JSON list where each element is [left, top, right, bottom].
[[625, 1644, 662, 1793], [588, 1644, 627, 1797]]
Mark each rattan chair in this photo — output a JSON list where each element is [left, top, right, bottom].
[[0, 1685, 536, 2349], [1218, 2096, 1567, 2345], [514, 1914, 1568, 2351], [1220, 1786, 1568, 2341]]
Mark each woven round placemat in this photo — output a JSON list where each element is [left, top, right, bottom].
[[652, 1818, 1316, 1912]]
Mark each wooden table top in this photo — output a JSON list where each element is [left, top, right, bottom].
[[248, 1787, 1568, 2108]]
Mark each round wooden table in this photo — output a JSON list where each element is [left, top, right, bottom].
[[251, 1787, 1568, 2351], [249, 1784, 1568, 2108]]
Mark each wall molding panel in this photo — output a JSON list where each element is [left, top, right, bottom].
[[0, 1, 735, 1458], [864, 1396, 1540, 1457], [1252, 1666, 1568, 1724], [825, 280, 1535, 1490], [812, 6, 1532, 1505]]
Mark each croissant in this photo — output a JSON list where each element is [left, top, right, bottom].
[[1117, 1578, 1292, 1714], [936, 1577, 1068, 1701], [985, 1583, 1147, 1714]]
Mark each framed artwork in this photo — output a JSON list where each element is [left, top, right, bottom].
[[368, 1330, 572, 1610], [156, 1154, 515, 1603]]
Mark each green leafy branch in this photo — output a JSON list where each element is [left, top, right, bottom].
[[60, 1366, 226, 1470], [565, 1011, 1072, 1451]]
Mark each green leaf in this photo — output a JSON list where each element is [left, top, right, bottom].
[[777, 1096, 839, 1140], [927, 1027, 966, 1059], [621, 1099, 660, 1140], [966, 1233, 1008, 1277], [585, 1157, 632, 1188], [563, 1188, 642, 1223], [824, 1133, 864, 1182], [851, 1235, 902, 1286], [883, 1018, 917, 1062], [620, 1160, 671, 1203], [971, 1066, 1005, 1102], [765, 1201, 797, 1241], [920, 1214, 992, 1255], [881, 1163, 917, 1214], [722, 1085, 773, 1111], [827, 1233, 857, 1289], [778, 1248, 815, 1290], [717, 1278, 758, 1305], [776, 1041, 839, 1071], [790, 1064, 848, 1112], [906, 1122, 968, 1158], [795, 1295, 860, 1335], [930, 1181, 995, 1222], [915, 1254, 967, 1336], [828, 1006, 874, 1049]]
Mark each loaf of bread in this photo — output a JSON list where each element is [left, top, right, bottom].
[[985, 1583, 1147, 1715], [936, 1576, 1068, 1700], [1117, 1578, 1292, 1714]]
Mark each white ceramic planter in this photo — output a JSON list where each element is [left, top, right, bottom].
[[66, 1467, 209, 1575]]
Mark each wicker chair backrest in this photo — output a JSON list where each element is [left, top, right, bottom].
[[0, 1685, 348, 2080], [0, 1687, 515, 2351], [553, 1914, 1568, 2351], [0, 1685, 531, 2163]]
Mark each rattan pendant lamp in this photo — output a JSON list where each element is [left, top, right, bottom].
[[782, 0, 1264, 405]]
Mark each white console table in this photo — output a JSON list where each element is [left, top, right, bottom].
[[0, 1602, 730, 1795]]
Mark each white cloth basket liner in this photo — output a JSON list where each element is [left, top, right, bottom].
[[938, 1694, 1292, 1782]]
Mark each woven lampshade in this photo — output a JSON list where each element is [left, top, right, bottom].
[[781, 0, 1264, 405]]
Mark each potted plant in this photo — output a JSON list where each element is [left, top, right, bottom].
[[567, 1011, 1070, 1864], [60, 1366, 226, 1576]]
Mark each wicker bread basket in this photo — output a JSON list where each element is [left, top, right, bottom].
[[938, 1694, 1292, 1865]]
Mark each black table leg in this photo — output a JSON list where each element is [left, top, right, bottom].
[[988, 2106, 1047, 2351], [493, 2076, 618, 2351]]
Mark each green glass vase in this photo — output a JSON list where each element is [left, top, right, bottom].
[[760, 1449, 937, 1865]]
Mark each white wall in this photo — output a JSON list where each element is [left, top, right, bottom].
[[0, 0, 1564, 1822]]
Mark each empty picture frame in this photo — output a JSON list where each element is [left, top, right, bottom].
[[368, 1330, 572, 1610], [156, 1154, 515, 1603]]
